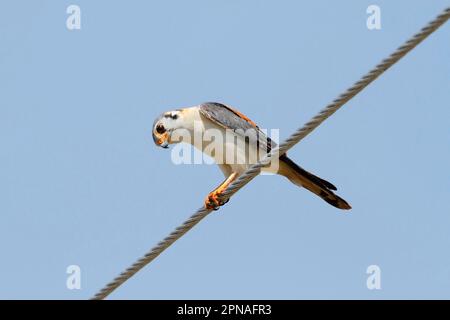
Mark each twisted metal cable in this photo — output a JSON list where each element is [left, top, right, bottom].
[[92, 7, 450, 300]]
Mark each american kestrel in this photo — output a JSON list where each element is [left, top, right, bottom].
[[152, 102, 351, 211]]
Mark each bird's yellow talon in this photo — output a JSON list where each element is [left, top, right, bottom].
[[204, 190, 226, 210]]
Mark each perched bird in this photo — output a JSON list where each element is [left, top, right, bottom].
[[152, 102, 351, 211]]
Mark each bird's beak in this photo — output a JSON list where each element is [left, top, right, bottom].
[[153, 131, 170, 149]]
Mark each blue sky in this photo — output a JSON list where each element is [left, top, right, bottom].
[[1, 1, 449, 299]]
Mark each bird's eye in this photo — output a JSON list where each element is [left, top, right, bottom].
[[156, 124, 166, 134]]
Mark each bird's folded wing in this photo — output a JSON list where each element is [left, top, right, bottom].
[[199, 102, 276, 154]]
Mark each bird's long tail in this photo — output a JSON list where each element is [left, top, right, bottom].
[[278, 155, 351, 210]]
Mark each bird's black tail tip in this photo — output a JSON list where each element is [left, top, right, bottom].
[[321, 191, 352, 210]]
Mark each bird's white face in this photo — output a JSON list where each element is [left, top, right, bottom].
[[152, 110, 184, 148]]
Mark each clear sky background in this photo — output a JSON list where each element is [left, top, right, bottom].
[[1, 1, 449, 299]]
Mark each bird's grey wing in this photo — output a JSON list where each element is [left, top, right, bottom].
[[199, 102, 275, 153]]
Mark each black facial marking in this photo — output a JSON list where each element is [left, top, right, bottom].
[[164, 113, 179, 120], [156, 124, 166, 134]]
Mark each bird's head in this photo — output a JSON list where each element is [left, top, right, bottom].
[[152, 110, 184, 149]]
